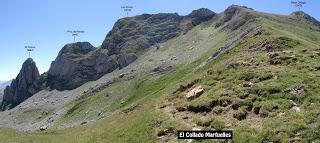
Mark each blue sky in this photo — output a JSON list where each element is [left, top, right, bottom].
[[0, 0, 319, 81]]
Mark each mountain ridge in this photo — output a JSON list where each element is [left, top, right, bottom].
[[0, 4, 320, 142]]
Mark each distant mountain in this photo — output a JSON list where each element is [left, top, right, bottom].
[[0, 80, 11, 89]]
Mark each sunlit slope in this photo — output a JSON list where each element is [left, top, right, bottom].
[[1, 7, 320, 143]]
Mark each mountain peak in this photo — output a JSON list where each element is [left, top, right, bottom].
[[226, 4, 254, 11], [187, 8, 215, 18], [25, 57, 34, 62], [290, 11, 320, 26], [59, 42, 95, 57], [185, 8, 216, 26], [1, 58, 40, 110]]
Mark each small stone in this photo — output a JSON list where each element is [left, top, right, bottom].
[[292, 106, 301, 112], [42, 111, 49, 115], [171, 56, 177, 60], [119, 73, 125, 78], [47, 117, 54, 123], [40, 125, 47, 131]]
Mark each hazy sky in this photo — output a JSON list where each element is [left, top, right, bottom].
[[0, 0, 319, 81]]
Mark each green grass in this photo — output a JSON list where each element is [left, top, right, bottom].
[[1, 9, 320, 143], [0, 65, 190, 143]]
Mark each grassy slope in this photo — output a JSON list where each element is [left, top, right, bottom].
[[169, 12, 320, 142], [0, 11, 320, 143], [0, 64, 193, 143]]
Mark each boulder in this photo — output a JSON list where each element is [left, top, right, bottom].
[[40, 125, 48, 131], [289, 85, 305, 95], [292, 106, 301, 112], [186, 86, 204, 100]]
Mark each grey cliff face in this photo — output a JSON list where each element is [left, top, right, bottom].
[[47, 42, 119, 90], [101, 8, 215, 56], [1, 58, 40, 110]]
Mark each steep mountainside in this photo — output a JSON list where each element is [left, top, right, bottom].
[[0, 5, 320, 143], [47, 42, 118, 90], [47, 8, 215, 91], [101, 8, 215, 55]]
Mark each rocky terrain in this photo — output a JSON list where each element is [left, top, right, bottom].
[[0, 8, 216, 110], [0, 5, 319, 143], [101, 8, 215, 55]]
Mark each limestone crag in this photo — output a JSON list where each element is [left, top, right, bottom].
[[47, 42, 118, 90], [1, 58, 41, 110], [101, 8, 215, 56]]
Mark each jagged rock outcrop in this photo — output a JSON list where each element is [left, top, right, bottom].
[[290, 11, 320, 27], [47, 42, 118, 90], [101, 8, 215, 56], [0, 58, 41, 110], [215, 5, 256, 31], [185, 8, 216, 25]]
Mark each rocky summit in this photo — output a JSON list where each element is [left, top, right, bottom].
[[290, 11, 320, 27], [0, 58, 40, 110], [101, 8, 215, 55]]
